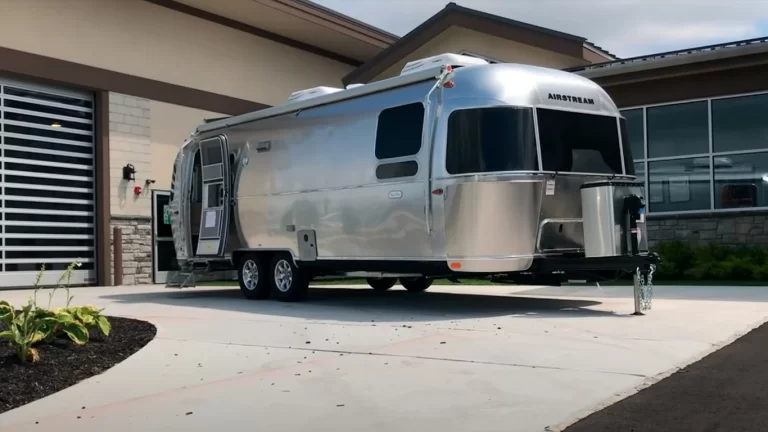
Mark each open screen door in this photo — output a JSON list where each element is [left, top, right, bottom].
[[195, 136, 230, 257]]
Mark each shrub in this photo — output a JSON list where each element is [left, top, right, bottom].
[[654, 240, 768, 282], [654, 240, 695, 279], [0, 300, 90, 363], [0, 259, 111, 363], [0, 300, 52, 363]]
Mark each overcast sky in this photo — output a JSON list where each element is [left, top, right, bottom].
[[314, 0, 768, 58]]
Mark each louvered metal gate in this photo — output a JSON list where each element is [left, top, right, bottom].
[[0, 77, 96, 288]]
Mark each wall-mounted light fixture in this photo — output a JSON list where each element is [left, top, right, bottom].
[[122, 164, 136, 181]]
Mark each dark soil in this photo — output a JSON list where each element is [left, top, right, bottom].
[[0, 316, 156, 415], [563, 320, 768, 432]]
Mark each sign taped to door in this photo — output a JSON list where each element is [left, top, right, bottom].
[[163, 205, 172, 225], [204, 210, 217, 228]]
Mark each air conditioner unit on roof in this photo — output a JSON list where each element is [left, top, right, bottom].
[[286, 86, 343, 104], [400, 53, 489, 77]]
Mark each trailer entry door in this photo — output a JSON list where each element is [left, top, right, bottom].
[[195, 136, 230, 257]]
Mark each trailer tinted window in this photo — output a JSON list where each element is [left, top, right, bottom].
[[537, 109, 624, 175], [446, 107, 537, 175], [375, 103, 424, 159], [202, 143, 223, 165], [376, 161, 419, 179], [619, 118, 636, 176]]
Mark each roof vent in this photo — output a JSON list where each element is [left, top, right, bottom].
[[400, 53, 489, 77], [286, 86, 343, 104]]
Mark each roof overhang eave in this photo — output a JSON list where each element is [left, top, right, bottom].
[[574, 41, 768, 80]]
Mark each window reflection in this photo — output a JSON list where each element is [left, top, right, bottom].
[[634, 161, 645, 181], [647, 101, 708, 158], [712, 94, 768, 153], [648, 158, 711, 212], [714, 153, 768, 209], [620, 109, 644, 161]]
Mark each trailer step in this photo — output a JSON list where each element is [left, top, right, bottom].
[[165, 267, 238, 288]]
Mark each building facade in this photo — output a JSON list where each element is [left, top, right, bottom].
[[0, 0, 394, 288], [0, 0, 764, 288], [569, 41, 768, 248]]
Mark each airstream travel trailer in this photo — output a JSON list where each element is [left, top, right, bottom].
[[168, 53, 659, 310]]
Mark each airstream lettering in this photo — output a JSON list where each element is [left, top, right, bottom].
[[168, 53, 659, 311]]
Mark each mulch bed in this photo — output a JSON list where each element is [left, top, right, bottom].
[[563, 320, 768, 432], [0, 316, 156, 415]]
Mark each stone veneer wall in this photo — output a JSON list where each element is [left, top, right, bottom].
[[646, 212, 768, 249], [110, 216, 153, 285]]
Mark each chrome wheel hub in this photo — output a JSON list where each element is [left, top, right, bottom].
[[275, 260, 293, 293], [242, 260, 259, 290]]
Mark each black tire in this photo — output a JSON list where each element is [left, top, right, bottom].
[[367, 277, 397, 291], [270, 253, 310, 302], [400, 277, 432, 292], [238, 254, 270, 300]]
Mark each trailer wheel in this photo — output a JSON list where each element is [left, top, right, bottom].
[[399, 277, 432, 292], [366, 277, 397, 291], [270, 253, 309, 302], [238, 254, 270, 300]]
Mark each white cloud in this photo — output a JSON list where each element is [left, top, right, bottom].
[[314, 0, 767, 58]]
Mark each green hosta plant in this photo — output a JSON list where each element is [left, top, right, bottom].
[[0, 259, 110, 363], [36, 307, 91, 345], [66, 305, 111, 337], [0, 300, 59, 363]]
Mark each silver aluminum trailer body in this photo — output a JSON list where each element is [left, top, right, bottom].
[[168, 55, 658, 304]]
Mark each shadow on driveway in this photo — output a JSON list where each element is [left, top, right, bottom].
[[101, 286, 621, 323]]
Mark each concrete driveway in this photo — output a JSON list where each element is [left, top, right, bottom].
[[1, 283, 768, 432]]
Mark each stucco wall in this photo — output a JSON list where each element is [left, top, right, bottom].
[[0, 0, 353, 106], [110, 93, 223, 217], [372, 26, 587, 82]]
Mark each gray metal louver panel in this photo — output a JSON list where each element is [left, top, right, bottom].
[[0, 77, 96, 287]]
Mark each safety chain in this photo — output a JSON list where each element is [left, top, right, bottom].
[[635, 264, 656, 312]]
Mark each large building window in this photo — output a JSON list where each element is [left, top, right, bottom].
[[714, 153, 768, 209], [622, 108, 644, 160], [621, 92, 768, 215], [648, 158, 711, 212], [712, 94, 768, 153], [647, 101, 708, 158]]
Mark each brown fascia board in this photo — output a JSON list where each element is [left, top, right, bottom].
[[605, 60, 768, 108], [592, 50, 768, 88], [275, 0, 399, 46], [585, 41, 618, 59], [342, 2, 587, 85], [583, 45, 612, 63], [144, 0, 365, 66]]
